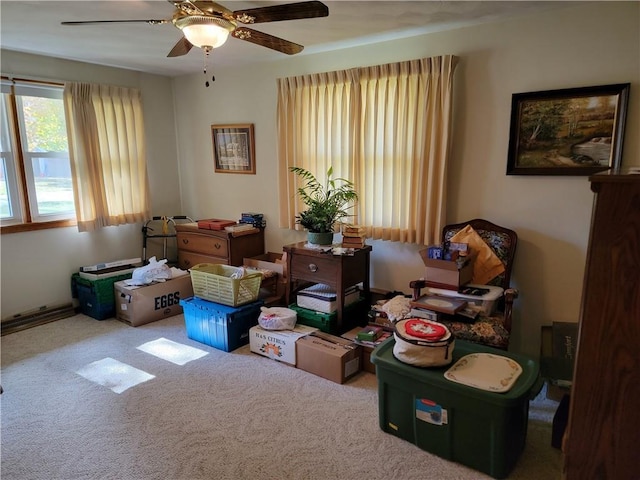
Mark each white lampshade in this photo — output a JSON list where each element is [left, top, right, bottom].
[[181, 23, 230, 49]]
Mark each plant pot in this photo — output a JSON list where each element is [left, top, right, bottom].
[[307, 231, 334, 246]]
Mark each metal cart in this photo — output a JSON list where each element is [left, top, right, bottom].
[[141, 215, 193, 265]]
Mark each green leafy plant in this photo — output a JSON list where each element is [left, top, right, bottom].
[[290, 166, 359, 233]]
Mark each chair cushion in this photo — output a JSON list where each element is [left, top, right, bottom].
[[450, 225, 505, 285], [438, 315, 510, 350]]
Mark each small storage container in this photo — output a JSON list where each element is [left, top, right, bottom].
[[289, 298, 365, 334], [393, 318, 455, 367], [189, 263, 262, 307], [370, 338, 542, 479], [71, 272, 133, 320], [180, 296, 263, 352], [425, 283, 504, 316], [296, 283, 360, 314]]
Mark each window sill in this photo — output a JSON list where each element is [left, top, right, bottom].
[[1, 219, 77, 234]]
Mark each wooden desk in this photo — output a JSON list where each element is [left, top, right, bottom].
[[283, 242, 372, 332]]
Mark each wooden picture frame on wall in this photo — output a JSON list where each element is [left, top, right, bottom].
[[506, 83, 630, 175], [212, 123, 256, 174]]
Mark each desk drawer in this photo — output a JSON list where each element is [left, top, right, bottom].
[[178, 252, 226, 270], [177, 232, 229, 257], [290, 254, 337, 285]]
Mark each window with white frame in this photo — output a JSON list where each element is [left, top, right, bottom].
[[1, 79, 75, 229]]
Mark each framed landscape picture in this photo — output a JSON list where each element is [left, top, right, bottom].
[[212, 124, 256, 174], [506, 83, 630, 175]]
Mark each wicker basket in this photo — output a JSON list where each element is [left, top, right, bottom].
[[190, 263, 262, 307]]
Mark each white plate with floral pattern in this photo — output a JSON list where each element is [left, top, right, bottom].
[[444, 353, 522, 393]]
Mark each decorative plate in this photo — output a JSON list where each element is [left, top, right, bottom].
[[444, 353, 523, 393]]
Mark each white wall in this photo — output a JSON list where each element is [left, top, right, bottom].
[[1, 2, 637, 357], [0, 52, 182, 318], [171, 2, 639, 356]]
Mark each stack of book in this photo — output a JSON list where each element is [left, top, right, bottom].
[[239, 212, 266, 228], [351, 325, 392, 348], [342, 225, 366, 248]]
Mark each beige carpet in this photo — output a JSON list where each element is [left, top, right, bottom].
[[1, 313, 562, 480]]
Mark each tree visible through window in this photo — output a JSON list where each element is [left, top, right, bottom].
[[1, 78, 75, 229]]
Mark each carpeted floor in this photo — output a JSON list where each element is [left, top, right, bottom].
[[1, 313, 562, 480]]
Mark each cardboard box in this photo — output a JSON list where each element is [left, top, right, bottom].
[[249, 324, 318, 365], [243, 252, 286, 276], [296, 332, 362, 384], [114, 275, 193, 327], [244, 252, 287, 300], [341, 327, 392, 374], [419, 249, 475, 289]]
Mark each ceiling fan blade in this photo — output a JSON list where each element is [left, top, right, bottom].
[[167, 37, 193, 57], [232, 27, 303, 55], [232, 1, 328, 24], [61, 19, 168, 26]]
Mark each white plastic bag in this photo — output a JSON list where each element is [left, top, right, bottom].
[[258, 306, 297, 331], [127, 256, 172, 285]]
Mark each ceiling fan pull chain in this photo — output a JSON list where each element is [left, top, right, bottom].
[[204, 48, 210, 87]]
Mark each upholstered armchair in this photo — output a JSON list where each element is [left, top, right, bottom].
[[409, 219, 518, 350]]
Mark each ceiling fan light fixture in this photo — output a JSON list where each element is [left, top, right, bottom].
[[175, 15, 234, 49]]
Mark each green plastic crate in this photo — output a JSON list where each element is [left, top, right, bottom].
[[71, 272, 133, 320], [289, 298, 366, 334], [370, 338, 542, 479]]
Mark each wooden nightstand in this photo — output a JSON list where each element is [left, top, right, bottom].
[[283, 242, 372, 333]]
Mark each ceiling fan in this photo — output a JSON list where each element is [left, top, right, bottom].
[[61, 0, 329, 60]]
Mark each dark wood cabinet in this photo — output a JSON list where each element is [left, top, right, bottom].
[[175, 223, 264, 269], [283, 242, 372, 332], [562, 170, 640, 479]]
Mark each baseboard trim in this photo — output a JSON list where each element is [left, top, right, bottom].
[[1, 303, 76, 336]]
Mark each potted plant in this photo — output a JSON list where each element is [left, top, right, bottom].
[[290, 166, 359, 245]]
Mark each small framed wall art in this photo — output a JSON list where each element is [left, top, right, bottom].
[[506, 83, 630, 175], [212, 123, 256, 174]]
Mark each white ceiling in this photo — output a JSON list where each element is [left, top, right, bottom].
[[1, 1, 578, 77]]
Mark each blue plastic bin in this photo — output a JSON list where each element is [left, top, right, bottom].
[[180, 297, 263, 352]]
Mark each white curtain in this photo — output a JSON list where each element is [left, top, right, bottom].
[[64, 82, 150, 232], [277, 55, 458, 245]]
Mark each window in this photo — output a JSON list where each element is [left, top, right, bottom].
[[277, 56, 458, 245], [1, 78, 75, 231]]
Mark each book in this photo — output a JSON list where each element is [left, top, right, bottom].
[[342, 231, 366, 238], [343, 225, 366, 235], [342, 236, 365, 245], [80, 257, 142, 272], [357, 325, 383, 342], [353, 331, 392, 347]]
